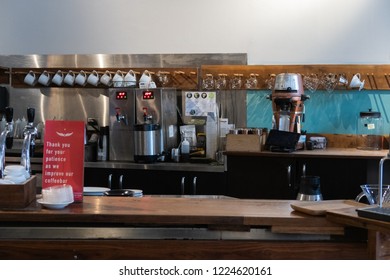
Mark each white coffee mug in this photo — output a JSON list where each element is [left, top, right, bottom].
[[51, 70, 64, 86], [64, 70, 76, 86], [349, 73, 365, 91], [139, 70, 156, 88], [75, 70, 87, 86], [113, 70, 124, 87], [124, 70, 137, 87], [24, 70, 38, 86], [100, 70, 112, 86], [139, 70, 152, 84], [38, 70, 51, 86], [87, 70, 100, 86]]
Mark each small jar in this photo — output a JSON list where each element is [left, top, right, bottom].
[[357, 110, 383, 150]]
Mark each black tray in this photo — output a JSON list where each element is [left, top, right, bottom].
[[356, 206, 390, 222]]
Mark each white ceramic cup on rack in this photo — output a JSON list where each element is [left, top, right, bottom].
[[139, 70, 156, 88], [349, 73, 365, 91], [38, 70, 51, 86], [87, 70, 100, 86], [51, 70, 64, 86], [23, 70, 38, 86], [113, 70, 124, 87], [64, 70, 76, 86], [75, 70, 87, 86], [100, 70, 112, 86], [124, 70, 137, 87]]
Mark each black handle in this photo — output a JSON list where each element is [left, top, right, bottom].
[[27, 107, 35, 123], [5, 107, 13, 123]]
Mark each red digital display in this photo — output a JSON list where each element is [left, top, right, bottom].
[[116, 91, 127, 100], [143, 90, 154, 100]]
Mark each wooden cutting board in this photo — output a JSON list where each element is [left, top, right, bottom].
[[290, 200, 364, 216]]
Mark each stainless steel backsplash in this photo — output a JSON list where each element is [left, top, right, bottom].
[[0, 54, 247, 127]]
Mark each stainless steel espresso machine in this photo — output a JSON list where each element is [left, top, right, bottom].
[[108, 88, 178, 162]]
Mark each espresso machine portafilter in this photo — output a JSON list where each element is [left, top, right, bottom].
[[268, 73, 309, 133]]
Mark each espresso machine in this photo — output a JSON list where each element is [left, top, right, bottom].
[[269, 73, 309, 133], [108, 88, 178, 162]]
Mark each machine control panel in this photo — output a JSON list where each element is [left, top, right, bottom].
[[115, 91, 128, 100], [142, 90, 155, 100]]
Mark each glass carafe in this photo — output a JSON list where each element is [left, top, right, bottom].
[[357, 110, 383, 150]]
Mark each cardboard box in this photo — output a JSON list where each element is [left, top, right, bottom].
[[0, 175, 37, 209], [226, 134, 263, 152]]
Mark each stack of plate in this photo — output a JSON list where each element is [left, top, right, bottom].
[[84, 187, 143, 197], [128, 189, 143, 197], [83, 187, 110, 196]]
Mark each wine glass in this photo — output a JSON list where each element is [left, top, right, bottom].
[[303, 73, 320, 93], [265, 74, 276, 90], [321, 73, 338, 93], [156, 71, 170, 87], [245, 73, 259, 89], [230, 74, 243, 89], [202, 74, 214, 90], [215, 74, 227, 90], [336, 73, 348, 89]]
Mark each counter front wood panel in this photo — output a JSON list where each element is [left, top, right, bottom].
[[0, 240, 368, 260], [0, 197, 341, 233], [0, 198, 374, 259], [326, 207, 390, 259]]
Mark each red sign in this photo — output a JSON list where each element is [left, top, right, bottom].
[[42, 120, 85, 202]]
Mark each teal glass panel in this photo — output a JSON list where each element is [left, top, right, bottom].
[[247, 90, 390, 135]]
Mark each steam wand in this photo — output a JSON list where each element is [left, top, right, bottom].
[[20, 108, 37, 176], [0, 107, 14, 178]]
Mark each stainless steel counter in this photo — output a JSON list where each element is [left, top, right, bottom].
[[5, 155, 225, 173], [84, 161, 225, 172]]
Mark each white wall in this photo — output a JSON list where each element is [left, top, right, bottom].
[[0, 0, 389, 64]]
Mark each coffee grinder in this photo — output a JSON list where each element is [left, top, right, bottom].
[[269, 73, 309, 133]]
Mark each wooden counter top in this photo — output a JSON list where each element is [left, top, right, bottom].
[[0, 197, 377, 260], [226, 148, 389, 159], [326, 206, 390, 259], [0, 197, 342, 234], [327, 207, 390, 234]]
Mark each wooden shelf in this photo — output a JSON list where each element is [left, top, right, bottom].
[[0, 67, 9, 85], [201, 64, 390, 90], [9, 67, 199, 90], [4, 64, 390, 90]]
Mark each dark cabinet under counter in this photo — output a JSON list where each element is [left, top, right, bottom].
[[84, 162, 226, 195], [226, 156, 297, 199], [226, 150, 373, 200]]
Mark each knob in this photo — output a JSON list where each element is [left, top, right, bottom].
[[5, 107, 13, 123], [27, 107, 35, 123]]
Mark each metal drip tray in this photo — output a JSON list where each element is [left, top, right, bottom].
[[356, 206, 390, 222]]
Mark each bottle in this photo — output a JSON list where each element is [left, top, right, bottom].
[[181, 137, 190, 162], [206, 112, 218, 159]]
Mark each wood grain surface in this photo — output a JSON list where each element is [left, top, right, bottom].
[[0, 197, 341, 231], [290, 200, 364, 216], [327, 207, 390, 233], [225, 147, 389, 159]]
